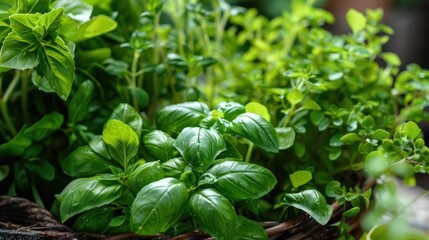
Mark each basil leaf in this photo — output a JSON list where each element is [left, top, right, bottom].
[[161, 158, 186, 177], [25, 159, 55, 180], [156, 102, 209, 134], [72, 206, 115, 233], [0, 165, 10, 182], [230, 113, 279, 153], [58, 177, 123, 222], [109, 103, 143, 136], [68, 80, 94, 124], [130, 178, 188, 235], [60, 145, 111, 177], [215, 101, 246, 121], [206, 161, 277, 200], [0, 128, 32, 157], [9, 13, 39, 41], [190, 188, 236, 240], [0, 32, 39, 69], [54, 0, 93, 22], [235, 215, 267, 240], [88, 135, 111, 160], [174, 127, 226, 172], [37, 8, 63, 41], [282, 189, 333, 225], [66, 15, 117, 42], [37, 37, 75, 100], [143, 130, 175, 161], [24, 111, 63, 141], [126, 161, 164, 194], [102, 119, 139, 168]]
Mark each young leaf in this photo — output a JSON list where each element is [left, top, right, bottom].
[[59, 177, 123, 222], [109, 103, 143, 136], [346, 9, 366, 34], [216, 101, 245, 121], [9, 13, 39, 40], [340, 133, 361, 144], [37, 8, 63, 41], [206, 161, 277, 200], [235, 215, 267, 240], [143, 130, 175, 161], [37, 37, 75, 100], [289, 170, 312, 189], [161, 158, 186, 177], [156, 102, 209, 134], [68, 80, 94, 124], [24, 112, 64, 141], [282, 189, 333, 225], [276, 127, 296, 150], [60, 145, 111, 177], [190, 188, 236, 240], [286, 89, 303, 105], [102, 119, 139, 168], [364, 150, 388, 178], [126, 161, 164, 194], [173, 127, 225, 172], [401, 121, 421, 140], [245, 102, 270, 121], [130, 178, 188, 235], [230, 113, 279, 153]]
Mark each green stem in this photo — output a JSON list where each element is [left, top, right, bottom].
[[244, 142, 254, 163], [131, 51, 141, 111], [21, 70, 30, 122], [0, 70, 21, 135], [31, 181, 45, 208]]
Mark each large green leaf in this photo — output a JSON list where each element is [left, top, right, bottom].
[[58, 177, 123, 222], [72, 207, 115, 233], [24, 111, 64, 141], [0, 32, 39, 69], [143, 130, 175, 161], [230, 113, 279, 153], [65, 15, 117, 42], [126, 161, 165, 194], [156, 102, 209, 134], [109, 103, 143, 136], [189, 188, 236, 240], [235, 215, 267, 240], [282, 189, 333, 225], [68, 80, 94, 124], [37, 37, 75, 100], [102, 119, 139, 168], [173, 127, 226, 172], [206, 161, 277, 200], [130, 178, 188, 235], [60, 145, 111, 177]]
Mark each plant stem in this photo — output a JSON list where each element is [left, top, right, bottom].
[[245, 142, 254, 163], [31, 181, 45, 208], [131, 51, 141, 111], [0, 70, 21, 135], [21, 70, 30, 122]]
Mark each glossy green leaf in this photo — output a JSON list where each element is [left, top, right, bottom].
[[0, 32, 39, 69], [286, 89, 303, 105], [361, 116, 375, 130], [9, 13, 39, 40], [66, 15, 117, 42], [245, 102, 270, 121], [401, 121, 421, 140], [216, 101, 245, 121], [364, 150, 388, 178], [143, 130, 175, 161], [25, 159, 54, 180], [156, 102, 209, 134], [282, 189, 333, 225], [59, 177, 123, 222], [89, 135, 111, 160], [235, 215, 267, 240], [161, 158, 186, 177], [206, 161, 277, 200], [230, 113, 279, 153], [346, 9, 366, 34], [0, 128, 33, 157], [340, 133, 361, 144], [343, 207, 360, 218], [109, 103, 143, 136], [130, 178, 188, 235], [289, 170, 312, 189], [68, 80, 94, 124], [276, 127, 295, 150], [60, 145, 111, 178], [37, 37, 75, 100], [174, 127, 225, 172], [102, 119, 139, 168], [72, 207, 115, 233], [190, 188, 236, 240], [24, 112, 63, 141], [371, 129, 390, 140], [128, 86, 149, 108], [126, 161, 164, 194]]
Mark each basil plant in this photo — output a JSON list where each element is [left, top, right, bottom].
[[55, 101, 279, 239]]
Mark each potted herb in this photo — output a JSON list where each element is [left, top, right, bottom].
[[1, 0, 429, 239]]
